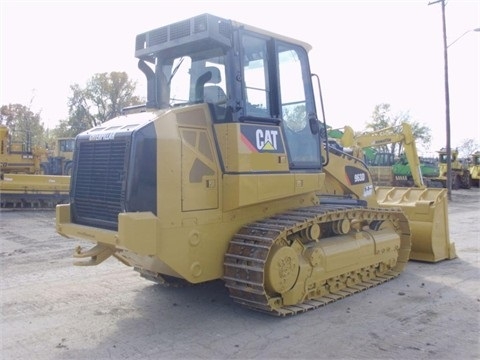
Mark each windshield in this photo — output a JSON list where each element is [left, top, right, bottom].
[[160, 50, 227, 108], [59, 139, 75, 152]]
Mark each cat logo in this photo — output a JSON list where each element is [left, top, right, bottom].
[[256, 129, 278, 151], [241, 124, 285, 154]]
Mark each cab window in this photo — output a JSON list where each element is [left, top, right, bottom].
[[242, 35, 270, 117], [277, 43, 320, 168]]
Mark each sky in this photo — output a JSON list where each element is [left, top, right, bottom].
[[1, 0, 479, 156]]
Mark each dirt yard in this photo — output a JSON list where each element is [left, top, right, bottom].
[[1, 189, 479, 360]]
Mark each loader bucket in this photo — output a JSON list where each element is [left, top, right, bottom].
[[375, 187, 456, 263]]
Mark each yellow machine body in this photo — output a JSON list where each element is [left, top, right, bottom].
[[57, 106, 327, 280]]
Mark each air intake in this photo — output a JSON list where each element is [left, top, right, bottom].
[[135, 13, 232, 61]]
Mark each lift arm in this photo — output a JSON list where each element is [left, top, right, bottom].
[[339, 123, 425, 188]]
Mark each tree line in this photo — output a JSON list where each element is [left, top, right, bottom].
[[1, 71, 142, 150], [1, 72, 477, 158]]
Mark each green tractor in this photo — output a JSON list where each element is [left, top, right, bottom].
[[392, 154, 441, 188]]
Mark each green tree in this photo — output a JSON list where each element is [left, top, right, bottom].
[[366, 103, 432, 156], [65, 72, 142, 134], [0, 103, 46, 149], [50, 119, 76, 139], [457, 138, 479, 158], [283, 104, 307, 131]]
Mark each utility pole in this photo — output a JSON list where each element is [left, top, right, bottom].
[[429, 0, 452, 201]]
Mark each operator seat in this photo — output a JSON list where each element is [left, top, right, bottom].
[[201, 66, 227, 104], [195, 66, 230, 121], [204, 85, 227, 104]]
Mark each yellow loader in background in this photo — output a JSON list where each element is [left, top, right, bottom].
[[468, 151, 480, 187], [433, 148, 471, 190]]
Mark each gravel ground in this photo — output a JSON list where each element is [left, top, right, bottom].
[[1, 188, 479, 360]]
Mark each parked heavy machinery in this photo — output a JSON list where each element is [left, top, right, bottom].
[[468, 151, 480, 187], [56, 14, 454, 316], [1, 124, 74, 176], [0, 124, 46, 175], [41, 137, 75, 175], [0, 173, 70, 208], [338, 123, 441, 188], [391, 154, 440, 187], [433, 148, 471, 189], [366, 152, 441, 188], [0, 125, 70, 208]]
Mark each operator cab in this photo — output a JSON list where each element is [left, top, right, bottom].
[[135, 13, 324, 170]]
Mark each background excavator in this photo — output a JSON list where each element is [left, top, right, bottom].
[[56, 14, 454, 316], [334, 123, 441, 188], [0, 125, 71, 208]]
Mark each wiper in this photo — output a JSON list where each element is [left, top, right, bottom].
[[168, 57, 185, 86]]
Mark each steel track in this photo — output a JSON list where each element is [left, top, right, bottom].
[[223, 204, 411, 316]]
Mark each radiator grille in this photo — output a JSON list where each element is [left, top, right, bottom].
[[72, 139, 128, 229]]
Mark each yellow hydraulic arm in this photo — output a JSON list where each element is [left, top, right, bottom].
[[339, 123, 425, 188]]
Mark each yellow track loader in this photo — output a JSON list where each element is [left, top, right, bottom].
[[469, 151, 480, 187], [56, 14, 454, 316]]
